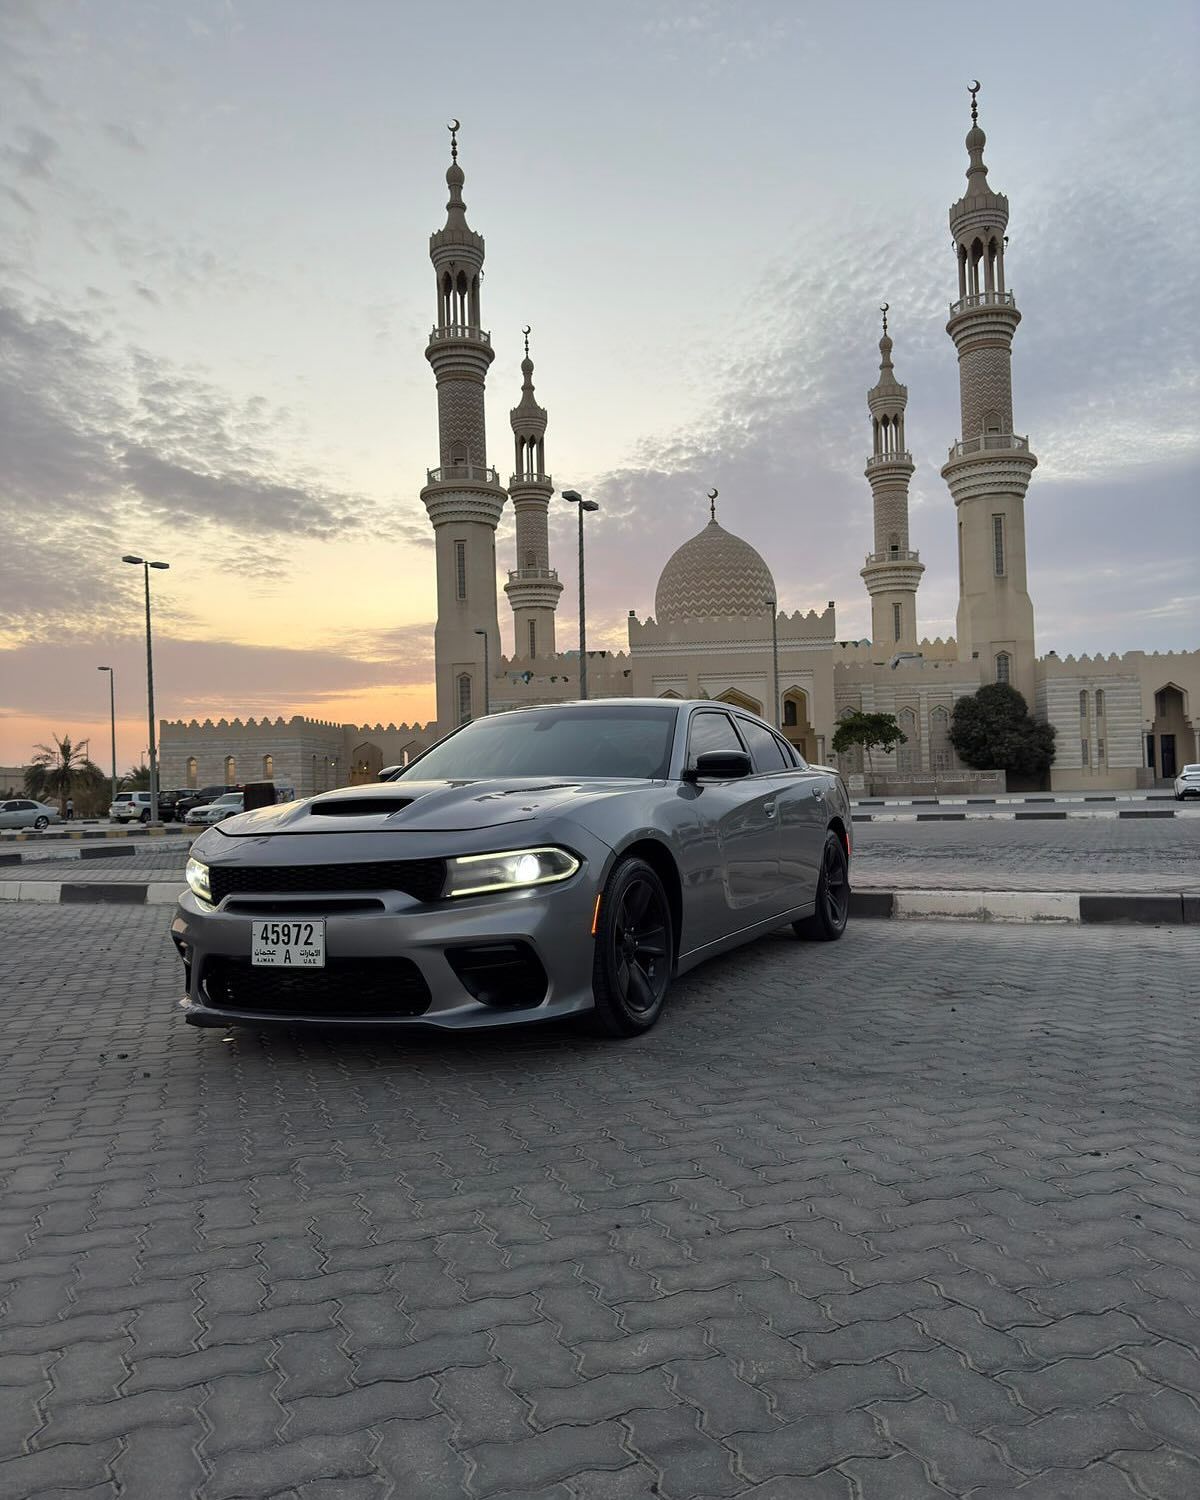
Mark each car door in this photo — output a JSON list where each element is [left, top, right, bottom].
[[681, 709, 782, 938], [0, 801, 18, 828], [736, 719, 826, 912]]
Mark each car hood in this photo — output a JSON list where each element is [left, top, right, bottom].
[[214, 777, 661, 837]]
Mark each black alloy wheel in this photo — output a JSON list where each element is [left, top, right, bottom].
[[591, 857, 674, 1036], [793, 830, 850, 941], [34, 815, 48, 831]]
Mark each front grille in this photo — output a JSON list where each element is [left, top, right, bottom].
[[203, 957, 432, 1018], [209, 859, 445, 905]]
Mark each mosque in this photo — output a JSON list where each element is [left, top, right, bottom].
[[162, 89, 1199, 796]]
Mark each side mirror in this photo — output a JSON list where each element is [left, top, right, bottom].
[[378, 766, 403, 781], [682, 750, 753, 783]]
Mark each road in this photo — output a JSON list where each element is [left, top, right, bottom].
[[5, 817, 1198, 897], [0, 904, 1196, 1498]]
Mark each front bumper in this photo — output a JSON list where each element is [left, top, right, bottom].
[[171, 872, 602, 1031]]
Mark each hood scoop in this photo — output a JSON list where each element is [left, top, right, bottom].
[[310, 796, 413, 817]]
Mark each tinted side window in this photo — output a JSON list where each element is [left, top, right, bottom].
[[738, 719, 788, 773], [687, 712, 743, 763]]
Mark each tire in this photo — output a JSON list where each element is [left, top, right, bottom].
[[590, 857, 674, 1037], [34, 815, 48, 831], [139, 809, 151, 824], [793, 830, 850, 941]]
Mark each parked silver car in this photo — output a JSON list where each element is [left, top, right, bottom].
[[172, 700, 852, 1036], [0, 798, 62, 831], [185, 792, 245, 827], [1175, 764, 1200, 801]]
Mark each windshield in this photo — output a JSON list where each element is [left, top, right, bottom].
[[399, 705, 679, 782]]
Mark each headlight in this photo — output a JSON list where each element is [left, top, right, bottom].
[[186, 856, 212, 903], [443, 846, 580, 898]]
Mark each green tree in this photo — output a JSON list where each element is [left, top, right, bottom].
[[950, 684, 1056, 779], [122, 764, 151, 790], [831, 709, 906, 782], [25, 734, 104, 818]]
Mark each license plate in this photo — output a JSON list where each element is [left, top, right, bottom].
[[251, 919, 325, 967]]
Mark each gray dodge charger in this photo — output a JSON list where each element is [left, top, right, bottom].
[[172, 699, 852, 1036]]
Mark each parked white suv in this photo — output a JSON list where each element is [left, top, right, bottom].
[[110, 791, 154, 824], [1174, 764, 1200, 801]]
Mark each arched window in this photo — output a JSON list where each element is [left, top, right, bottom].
[[888, 533, 900, 557], [716, 688, 762, 715], [897, 708, 918, 774], [262, 754, 274, 780], [1079, 690, 1088, 718], [995, 652, 1011, 685], [929, 705, 953, 773], [224, 756, 237, 784], [186, 757, 198, 789], [457, 673, 472, 725], [783, 700, 797, 727], [1095, 689, 1105, 718], [527, 620, 537, 659]]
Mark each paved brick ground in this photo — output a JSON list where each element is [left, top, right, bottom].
[[6, 817, 1200, 895], [0, 906, 1197, 1498]]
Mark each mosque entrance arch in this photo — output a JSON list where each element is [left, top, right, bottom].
[[781, 687, 816, 763], [1148, 683, 1194, 783], [349, 742, 384, 784]]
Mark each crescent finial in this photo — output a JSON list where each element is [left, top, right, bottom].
[[521, 325, 531, 356], [448, 119, 460, 161], [968, 81, 980, 124], [707, 487, 718, 522]]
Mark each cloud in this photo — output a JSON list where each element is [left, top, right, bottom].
[[102, 121, 145, 153], [0, 124, 57, 179], [0, 285, 426, 641], [0, 630, 438, 729]]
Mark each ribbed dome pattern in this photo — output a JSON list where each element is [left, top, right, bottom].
[[654, 520, 777, 622]]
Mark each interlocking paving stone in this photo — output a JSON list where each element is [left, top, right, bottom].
[[989, 1407, 1157, 1472], [1111, 1445, 1200, 1500], [870, 1396, 1017, 1491], [0, 907, 1197, 1497]]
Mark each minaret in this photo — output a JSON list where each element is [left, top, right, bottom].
[[420, 121, 507, 727], [940, 83, 1037, 703], [503, 328, 562, 658], [861, 305, 923, 652]]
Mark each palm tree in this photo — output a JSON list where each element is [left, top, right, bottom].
[[26, 734, 104, 818]]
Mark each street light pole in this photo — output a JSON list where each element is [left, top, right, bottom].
[[562, 490, 599, 700], [473, 628, 490, 716], [122, 555, 169, 824], [97, 666, 117, 810], [767, 598, 780, 729]]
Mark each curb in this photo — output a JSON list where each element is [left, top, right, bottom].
[[851, 808, 1190, 823], [0, 881, 186, 906], [2, 882, 1196, 926], [848, 890, 1198, 926], [0, 825, 183, 843], [0, 841, 191, 868]]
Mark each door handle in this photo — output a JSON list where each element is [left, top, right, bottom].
[[764, 800, 777, 818]]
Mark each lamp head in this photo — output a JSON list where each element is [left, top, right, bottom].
[[122, 554, 143, 565], [562, 489, 582, 503], [149, 560, 170, 570], [473, 628, 487, 637], [580, 499, 599, 513], [97, 665, 111, 672]]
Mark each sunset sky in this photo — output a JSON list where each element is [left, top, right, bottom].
[[2, 0, 1197, 773]]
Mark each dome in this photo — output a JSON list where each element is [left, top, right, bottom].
[[654, 519, 777, 623]]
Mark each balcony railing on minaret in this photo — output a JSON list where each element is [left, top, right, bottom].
[[429, 324, 492, 346], [948, 289, 1015, 317], [946, 433, 1029, 461]]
